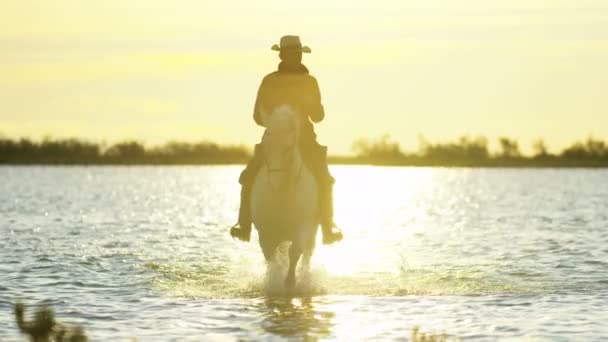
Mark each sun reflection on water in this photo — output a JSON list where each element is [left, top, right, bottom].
[[148, 166, 531, 299], [316, 166, 440, 276]]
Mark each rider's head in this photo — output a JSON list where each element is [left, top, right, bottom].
[[272, 35, 310, 66], [279, 48, 303, 65]]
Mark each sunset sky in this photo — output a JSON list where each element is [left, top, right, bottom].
[[1, 0, 607, 154]]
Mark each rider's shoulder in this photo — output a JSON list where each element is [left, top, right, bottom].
[[304, 73, 318, 81], [262, 71, 317, 81], [259, 71, 278, 86], [262, 71, 280, 81]]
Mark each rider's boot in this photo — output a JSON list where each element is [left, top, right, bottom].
[[322, 223, 343, 245]]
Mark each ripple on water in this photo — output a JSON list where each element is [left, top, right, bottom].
[[2, 166, 608, 341]]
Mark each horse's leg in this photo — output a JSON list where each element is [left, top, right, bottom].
[[258, 230, 277, 262], [285, 242, 302, 289], [301, 248, 312, 270], [301, 224, 318, 269]]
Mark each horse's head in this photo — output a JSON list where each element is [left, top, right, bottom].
[[260, 105, 300, 138], [259, 105, 303, 189]]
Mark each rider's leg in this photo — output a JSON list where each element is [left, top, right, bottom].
[[230, 144, 263, 242], [305, 142, 343, 245]]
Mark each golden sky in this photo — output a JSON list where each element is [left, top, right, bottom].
[[1, 0, 607, 154]]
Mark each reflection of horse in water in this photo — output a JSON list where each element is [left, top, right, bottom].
[[261, 297, 333, 338], [251, 105, 320, 288]]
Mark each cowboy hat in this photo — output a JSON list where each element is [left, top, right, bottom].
[[271, 35, 311, 53]]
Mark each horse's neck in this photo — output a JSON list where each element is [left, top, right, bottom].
[[263, 145, 303, 191], [261, 129, 302, 169], [260, 106, 304, 186]]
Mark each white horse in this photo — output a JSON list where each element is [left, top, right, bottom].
[[251, 105, 320, 288]]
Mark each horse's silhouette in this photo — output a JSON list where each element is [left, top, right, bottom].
[[251, 105, 320, 288]]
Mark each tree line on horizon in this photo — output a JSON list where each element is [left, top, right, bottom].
[[346, 134, 608, 166], [0, 138, 250, 164], [0, 135, 607, 166]]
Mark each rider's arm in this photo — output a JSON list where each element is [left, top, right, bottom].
[[308, 77, 325, 124], [253, 78, 267, 127]]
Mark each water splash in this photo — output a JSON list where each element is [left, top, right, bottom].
[[146, 256, 537, 298]]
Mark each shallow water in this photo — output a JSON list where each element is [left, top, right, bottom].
[[1, 166, 607, 341]]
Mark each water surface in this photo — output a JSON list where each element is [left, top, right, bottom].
[[1, 166, 607, 340]]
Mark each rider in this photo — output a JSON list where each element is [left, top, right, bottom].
[[230, 35, 343, 245]]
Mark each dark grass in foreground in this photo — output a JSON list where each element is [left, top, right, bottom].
[[14, 302, 87, 342], [411, 326, 457, 342], [1, 135, 608, 166]]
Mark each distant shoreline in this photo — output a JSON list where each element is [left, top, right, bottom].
[[328, 156, 608, 168], [2, 135, 607, 167], [2, 158, 608, 167]]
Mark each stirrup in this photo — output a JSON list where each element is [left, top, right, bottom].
[[230, 223, 251, 242], [322, 226, 343, 245]]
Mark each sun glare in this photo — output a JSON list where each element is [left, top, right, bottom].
[[315, 166, 437, 276]]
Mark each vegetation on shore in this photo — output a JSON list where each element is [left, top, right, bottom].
[[1, 135, 608, 166], [337, 135, 608, 167], [0, 138, 249, 165]]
